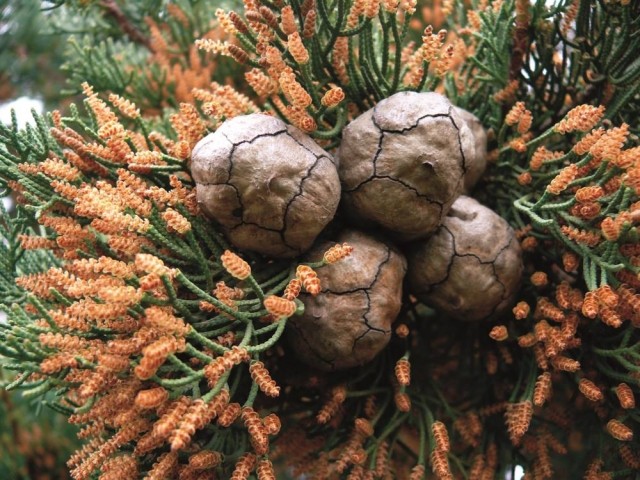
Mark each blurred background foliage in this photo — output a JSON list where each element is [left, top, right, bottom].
[[0, 0, 68, 105], [0, 379, 78, 480], [0, 0, 242, 108]]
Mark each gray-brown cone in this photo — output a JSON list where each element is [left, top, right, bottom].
[[288, 229, 407, 371], [191, 114, 341, 258], [338, 91, 475, 241], [406, 196, 523, 321], [453, 107, 488, 192]]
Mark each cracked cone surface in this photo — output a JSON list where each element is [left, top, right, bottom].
[[453, 106, 488, 192], [407, 196, 523, 321], [288, 229, 407, 371], [192, 113, 341, 257], [338, 91, 475, 241]]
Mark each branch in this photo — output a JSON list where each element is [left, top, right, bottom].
[[99, 0, 153, 51]]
